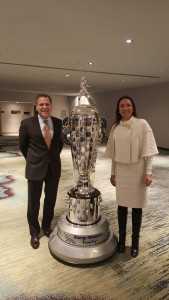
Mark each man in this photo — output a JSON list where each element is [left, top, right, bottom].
[[19, 93, 63, 249]]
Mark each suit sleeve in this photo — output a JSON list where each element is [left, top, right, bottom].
[[19, 121, 29, 158], [58, 120, 64, 153], [60, 131, 64, 153]]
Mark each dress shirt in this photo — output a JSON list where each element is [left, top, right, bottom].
[[38, 115, 54, 139]]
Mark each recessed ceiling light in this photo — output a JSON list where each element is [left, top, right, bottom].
[[125, 39, 133, 44], [65, 74, 70, 77], [88, 62, 93, 65], [160, 69, 168, 72]]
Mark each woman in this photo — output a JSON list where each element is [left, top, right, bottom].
[[105, 96, 158, 257]]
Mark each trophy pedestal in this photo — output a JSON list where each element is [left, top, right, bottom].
[[48, 213, 117, 264]]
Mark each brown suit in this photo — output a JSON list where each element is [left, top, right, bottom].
[[19, 115, 63, 235]]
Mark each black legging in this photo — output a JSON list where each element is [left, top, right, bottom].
[[118, 205, 142, 215]]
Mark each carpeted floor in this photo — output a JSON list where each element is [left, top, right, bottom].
[[0, 138, 169, 300]]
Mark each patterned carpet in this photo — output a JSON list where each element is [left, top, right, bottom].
[[0, 138, 169, 300]]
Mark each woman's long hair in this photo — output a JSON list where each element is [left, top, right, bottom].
[[113, 95, 138, 127]]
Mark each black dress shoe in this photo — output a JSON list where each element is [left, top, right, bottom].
[[42, 227, 52, 238], [30, 235, 40, 249], [131, 247, 139, 258], [117, 242, 126, 253]]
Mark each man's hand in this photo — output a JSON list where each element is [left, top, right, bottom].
[[110, 175, 116, 187]]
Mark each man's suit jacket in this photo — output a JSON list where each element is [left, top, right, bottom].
[[19, 115, 63, 181]]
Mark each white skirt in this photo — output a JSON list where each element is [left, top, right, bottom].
[[115, 158, 147, 208]]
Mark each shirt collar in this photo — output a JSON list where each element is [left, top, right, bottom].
[[38, 114, 52, 123]]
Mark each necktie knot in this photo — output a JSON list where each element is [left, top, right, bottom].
[[44, 119, 48, 125], [44, 119, 51, 148]]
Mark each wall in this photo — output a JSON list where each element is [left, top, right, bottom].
[[0, 103, 34, 135], [1, 83, 169, 148], [91, 82, 169, 149], [0, 91, 69, 135], [68, 82, 169, 149]]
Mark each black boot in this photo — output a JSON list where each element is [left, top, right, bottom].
[[131, 208, 142, 258], [117, 206, 128, 253]]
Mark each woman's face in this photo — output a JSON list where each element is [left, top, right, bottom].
[[119, 98, 133, 121]]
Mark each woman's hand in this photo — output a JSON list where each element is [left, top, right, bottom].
[[110, 175, 116, 187], [144, 174, 152, 186]]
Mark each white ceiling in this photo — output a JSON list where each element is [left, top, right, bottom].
[[0, 0, 169, 96]]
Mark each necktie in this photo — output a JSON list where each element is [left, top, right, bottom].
[[44, 120, 51, 148]]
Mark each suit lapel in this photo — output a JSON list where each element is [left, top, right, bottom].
[[34, 115, 47, 146]]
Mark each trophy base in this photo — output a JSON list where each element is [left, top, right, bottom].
[[48, 213, 118, 264]]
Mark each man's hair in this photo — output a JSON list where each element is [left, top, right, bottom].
[[36, 93, 52, 104]]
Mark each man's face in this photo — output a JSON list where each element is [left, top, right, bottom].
[[36, 96, 52, 119]]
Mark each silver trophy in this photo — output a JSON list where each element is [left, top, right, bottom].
[[49, 78, 117, 264]]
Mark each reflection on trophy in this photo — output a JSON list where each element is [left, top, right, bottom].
[[49, 78, 117, 264]]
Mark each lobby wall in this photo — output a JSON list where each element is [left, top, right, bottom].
[[92, 82, 169, 149], [68, 82, 169, 149], [0, 91, 69, 135], [0, 82, 169, 149]]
